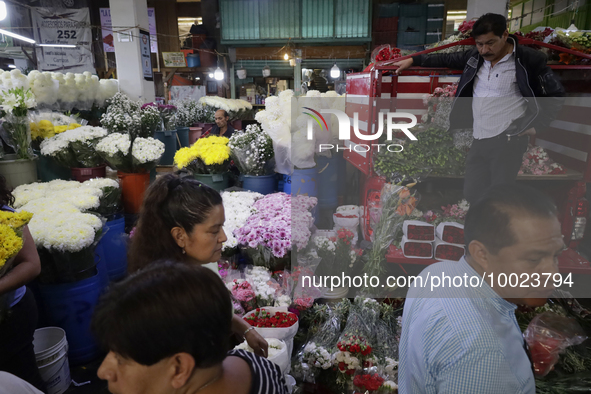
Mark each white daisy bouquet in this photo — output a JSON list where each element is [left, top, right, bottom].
[[228, 124, 274, 176], [40, 126, 108, 168], [96, 132, 164, 173], [0, 87, 36, 159]]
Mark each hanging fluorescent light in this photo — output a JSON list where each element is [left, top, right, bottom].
[[284, 53, 289, 60], [262, 65, 271, 77], [0, 28, 35, 44], [7, 64, 15, 68], [330, 63, 340, 79], [214, 66, 224, 80], [0, 2, 7, 21], [38, 44, 77, 48]]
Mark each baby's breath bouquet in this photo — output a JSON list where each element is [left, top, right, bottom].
[[228, 124, 274, 176], [174, 135, 231, 174]]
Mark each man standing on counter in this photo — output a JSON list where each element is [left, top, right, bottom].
[[394, 13, 565, 204]]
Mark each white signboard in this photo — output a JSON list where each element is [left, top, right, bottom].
[[140, 29, 153, 81], [31, 7, 94, 73], [100, 8, 158, 54]]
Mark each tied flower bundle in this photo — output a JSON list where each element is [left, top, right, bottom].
[[406, 224, 434, 241], [353, 373, 385, 392], [0, 87, 36, 159], [174, 136, 231, 175], [435, 244, 464, 261], [519, 145, 566, 176], [227, 279, 257, 312], [244, 308, 298, 328], [221, 191, 263, 251], [142, 102, 177, 131], [245, 266, 280, 307], [0, 210, 33, 269], [101, 93, 143, 138], [441, 225, 464, 244], [228, 124, 274, 176], [40, 126, 108, 168], [371, 45, 402, 62], [403, 241, 433, 258], [96, 133, 165, 173]]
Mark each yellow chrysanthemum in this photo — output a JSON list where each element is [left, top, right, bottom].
[[0, 224, 23, 268], [66, 123, 82, 131], [54, 125, 68, 134], [30, 122, 40, 140], [174, 147, 196, 169], [201, 145, 231, 165], [0, 210, 33, 229]]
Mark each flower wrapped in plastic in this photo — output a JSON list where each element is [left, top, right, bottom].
[[228, 124, 274, 176], [226, 278, 257, 313], [29, 111, 85, 148], [0, 87, 36, 159], [245, 266, 280, 307], [363, 183, 419, 278], [96, 133, 164, 173], [40, 126, 107, 168], [221, 190, 263, 252]]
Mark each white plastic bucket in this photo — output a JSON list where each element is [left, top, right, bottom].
[[33, 327, 71, 394]]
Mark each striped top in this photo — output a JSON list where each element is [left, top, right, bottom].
[[227, 349, 288, 394], [398, 258, 535, 394]]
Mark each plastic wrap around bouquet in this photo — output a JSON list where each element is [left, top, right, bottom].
[[243, 307, 299, 356], [235, 338, 290, 375], [40, 126, 108, 171], [228, 124, 275, 176], [30, 112, 86, 149]]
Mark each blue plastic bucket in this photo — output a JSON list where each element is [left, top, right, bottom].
[[187, 53, 200, 68], [176, 127, 190, 149], [291, 168, 317, 197], [38, 272, 103, 366], [154, 130, 177, 165], [94, 242, 109, 290], [316, 155, 338, 208], [242, 174, 276, 195], [282, 175, 291, 194], [95, 216, 128, 282]]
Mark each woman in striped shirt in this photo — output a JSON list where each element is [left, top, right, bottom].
[[92, 262, 287, 394]]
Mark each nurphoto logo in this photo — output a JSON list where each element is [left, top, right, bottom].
[[303, 108, 418, 153]]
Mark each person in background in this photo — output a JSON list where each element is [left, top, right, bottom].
[[128, 172, 268, 357], [93, 262, 287, 394], [394, 13, 564, 204], [0, 175, 45, 392], [210, 110, 235, 138], [399, 184, 564, 394]]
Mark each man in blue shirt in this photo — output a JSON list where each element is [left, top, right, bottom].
[[399, 183, 564, 393]]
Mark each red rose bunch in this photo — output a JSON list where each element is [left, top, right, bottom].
[[337, 228, 355, 246], [353, 373, 384, 392], [435, 244, 464, 261], [244, 308, 298, 328], [441, 226, 464, 244], [458, 20, 475, 34], [337, 333, 372, 356], [375, 47, 402, 62], [407, 224, 435, 241], [403, 242, 432, 258]]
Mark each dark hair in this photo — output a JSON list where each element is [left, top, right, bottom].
[[464, 183, 557, 255], [215, 109, 229, 118], [472, 13, 508, 38], [128, 171, 223, 273], [0, 175, 14, 207], [92, 262, 232, 367]]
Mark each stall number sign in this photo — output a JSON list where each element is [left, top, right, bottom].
[[31, 7, 94, 73], [162, 52, 186, 68]]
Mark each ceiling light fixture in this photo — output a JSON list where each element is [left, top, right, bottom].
[[214, 66, 224, 80], [38, 44, 77, 48], [330, 63, 340, 79], [0, 28, 35, 44]]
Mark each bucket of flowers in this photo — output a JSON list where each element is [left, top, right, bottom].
[[96, 133, 164, 214], [174, 135, 232, 192], [229, 124, 275, 195], [243, 306, 299, 356]]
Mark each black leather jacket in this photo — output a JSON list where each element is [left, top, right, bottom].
[[412, 35, 565, 136]]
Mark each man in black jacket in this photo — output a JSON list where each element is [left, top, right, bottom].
[[394, 13, 565, 204]]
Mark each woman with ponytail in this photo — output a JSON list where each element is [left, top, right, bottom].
[[128, 171, 269, 357]]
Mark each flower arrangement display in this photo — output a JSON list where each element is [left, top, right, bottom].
[[0, 87, 36, 159], [174, 135, 231, 174], [228, 124, 274, 176], [142, 102, 177, 131], [140, 104, 162, 135], [96, 133, 165, 173], [199, 96, 253, 121], [172, 99, 201, 128], [221, 191, 263, 251], [314, 229, 362, 278], [374, 126, 466, 182], [244, 308, 298, 328], [519, 145, 566, 176], [39, 126, 107, 168]]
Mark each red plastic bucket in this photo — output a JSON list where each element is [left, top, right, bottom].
[[117, 171, 150, 214]]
